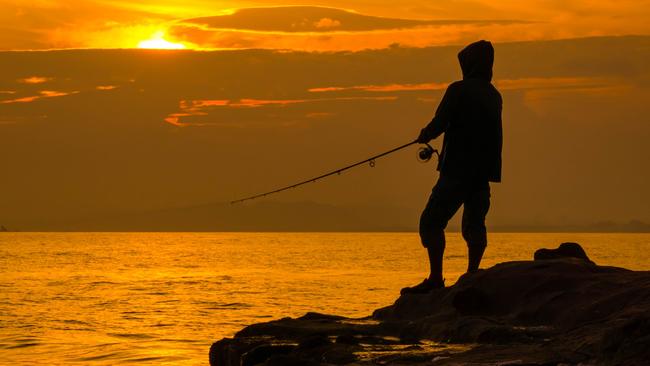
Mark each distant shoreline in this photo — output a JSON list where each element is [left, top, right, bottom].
[[1, 228, 649, 233]]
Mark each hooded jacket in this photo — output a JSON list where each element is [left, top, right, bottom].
[[421, 40, 503, 182]]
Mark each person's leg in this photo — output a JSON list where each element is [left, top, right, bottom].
[[461, 183, 491, 273], [419, 176, 464, 282]]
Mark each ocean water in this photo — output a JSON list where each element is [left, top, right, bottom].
[[0, 232, 648, 365]]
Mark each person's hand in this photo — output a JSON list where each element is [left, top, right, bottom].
[[416, 128, 430, 144]]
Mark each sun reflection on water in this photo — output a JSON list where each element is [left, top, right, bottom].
[[0, 232, 648, 364]]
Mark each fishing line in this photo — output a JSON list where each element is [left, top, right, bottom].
[[230, 140, 439, 204]]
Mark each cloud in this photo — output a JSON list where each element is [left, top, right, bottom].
[[306, 77, 620, 94], [313, 18, 341, 29], [0, 0, 647, 52], [18, 76, 53, 84], [179, 6, 519, 33], [306, 112, 335, 119], [309, 82, 449, 93], [0, 90, 78, 104], [0, 82, 119, 105], [164, 96, 398, 126], [0, 0, 186, 50], [2, 1, 648, 51], [495, 77, 612, 90], [1, 36, 649, 230], [169, 22, 538, 51], [168, 5, 533, 50]]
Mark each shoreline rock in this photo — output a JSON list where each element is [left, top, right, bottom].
[[209, 244, 650, 365]]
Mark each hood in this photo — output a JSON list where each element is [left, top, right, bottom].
[[458, 40, 494, 82]]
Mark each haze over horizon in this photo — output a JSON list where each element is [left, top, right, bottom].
[[0, 2, 648, 231]]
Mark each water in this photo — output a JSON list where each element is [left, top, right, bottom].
[[0, 232, 648, 365]]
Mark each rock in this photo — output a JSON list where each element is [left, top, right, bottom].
[[600, 315, 650, 365], [263, 354, 317, 366], [534, 242, 594, 263], [320, 345, 357, 364], [296, 335, 331, 349], [334, 334, 358, 345], [452, 286, 493, 315], [209, 338, 264, 366], [242, 344, 295, 366], [210, 245, 650, 365]]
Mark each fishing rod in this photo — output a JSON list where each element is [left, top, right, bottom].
[[230, 140, 439, 204]]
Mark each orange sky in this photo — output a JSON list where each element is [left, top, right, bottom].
[[1, 2, 649, 231], [1, 36, 649, 230], [1, 0, 649, 50]]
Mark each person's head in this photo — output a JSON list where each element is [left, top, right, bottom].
[[458, 40, 494, 82]]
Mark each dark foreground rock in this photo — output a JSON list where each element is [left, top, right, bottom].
[[210, 245, 650, 365]]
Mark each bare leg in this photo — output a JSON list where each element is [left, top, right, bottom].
[[406, 176, 462, 295], [461, 184, 490, 274], [427, 241, 445, 283], [467, 244, 486, 273], [401, 238, 446, 295]]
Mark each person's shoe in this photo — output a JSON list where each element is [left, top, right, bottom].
[[400, 278, 445, 295]]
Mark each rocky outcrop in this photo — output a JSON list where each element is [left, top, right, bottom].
[[209, 244, 650, 365], [534, 242, 594, 263]]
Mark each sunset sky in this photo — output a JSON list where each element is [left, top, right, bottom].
[[2, 0, 649, 50], [0, 1, 649, 231]]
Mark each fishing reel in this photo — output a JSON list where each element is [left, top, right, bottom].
[[417, 143, 439, 163]]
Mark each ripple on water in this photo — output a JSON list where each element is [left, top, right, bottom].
[[61, 319, 91, 326], [73, 342, 193, 363], [107, 333, 156, 340], [125, 355, 189, 363], [175, 280, 201, 285], [146, 291, 170, 296], [2, 232, 647, 365], [0, 336, 41, 349], [75, 351, 130, 362], [194, 301, 252, 310], [157, 338, 202, 344], [75, 350, 188, 364], [87, 281, 119, 287], [155, 299, 181, 304]]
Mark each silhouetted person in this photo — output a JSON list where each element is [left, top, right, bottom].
[[402, 40, 502, 294]]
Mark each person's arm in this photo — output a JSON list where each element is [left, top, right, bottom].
[[417, 83, 460, 143]]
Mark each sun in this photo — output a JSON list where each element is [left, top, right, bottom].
[[137, 31, 186, 50]]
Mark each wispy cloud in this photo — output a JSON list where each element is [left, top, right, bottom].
[[165, 96, 398, 126], [180, 6, 520, 33], [495, 77, 613, 90], [308, 77, 622, 94], [1, 1, 648, 50], [1, 90, 78, 104], [169, 6, 532, 51], [309, 82, 449, 93], [18, 76, 53, 84]]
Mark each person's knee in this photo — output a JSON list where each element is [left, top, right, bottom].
[[462, 224, 487, 249], [419, 218, 446, 249], [420, 228, 445, 249], [420, 209, 447, 248]]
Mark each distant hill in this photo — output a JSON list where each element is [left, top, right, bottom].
[[21, 201, 650, 232], [63, 201, 418, 232]]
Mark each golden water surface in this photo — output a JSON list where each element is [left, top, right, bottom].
[[0, 232, 648, 365]]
